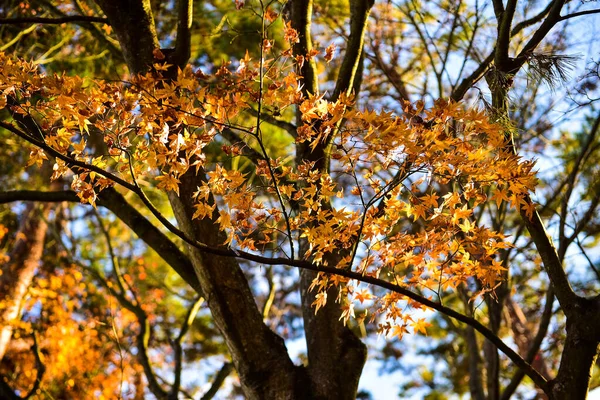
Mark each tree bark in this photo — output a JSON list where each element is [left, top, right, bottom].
[[168, 174, 306, 399], [291, 1, 371, 397], [550, 298, 600, 399], [0, 203, 50, 360]]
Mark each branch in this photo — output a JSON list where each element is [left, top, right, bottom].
[[558, 8, 600, 22], [491, 0, 504, 19], [458, 287, 486, 400], [518, 198, 577, 313], [95, 210, 135, 303], [69, 0, 122, 55], [24, 332, 46, 400], [451, 52, 494, 102], [0, 332, 47, 400], [171, 296, 204, 398], [87, 265, 168, 399], [515, 0, 568, 68], [200, 362, 234, 400], [219, 128, 266, 162], [500, 288, 555, 400], [93, 0, 160, 74], [449, 0, 555, 102], [495, 0, 518, 70], [0, 127, 549, 392], [0, 16, 108, 25], [0, 378, 20, 400], [559, 112, 600, 250], [332, 0, 375, 101], [510, 1, 554, 36], [0, 189, 201, 294], [245, 108, 297, 138], [171, 0, 193, 67]]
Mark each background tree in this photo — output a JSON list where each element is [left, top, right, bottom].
[[1, 1, 600, 399]]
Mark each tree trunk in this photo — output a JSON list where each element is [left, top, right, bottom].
[[300, 267, 367, 399], [168, 174, 306, 399], [0, 203, 50, 360], [549, 298, 600, 400]]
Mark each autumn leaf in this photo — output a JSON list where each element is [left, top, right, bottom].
[[411, 318, 432, 335], [324, 43, 336, 63]]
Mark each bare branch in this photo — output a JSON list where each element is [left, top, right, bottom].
[[501, 288, 555, 400], [451, 53, 494, 102], [511, 1, 554, 35], [245, 108, 297, 138], [0, 16, 108, 25], [87, 266, 168, 399], [559, 112, 600, 250], [558, 8, 600, 22], [515, 0, 568, 67], [171, 296, 204, 398], [172, 0, 193, 67], [24, 332, 46, 399], [200, 362, 234, 400], [332, 0, 375, 100], [495, 0, 518, 70]]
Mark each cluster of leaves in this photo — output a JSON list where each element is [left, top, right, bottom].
[[0, 259, 136, 399], [0, 36, 537, 340]]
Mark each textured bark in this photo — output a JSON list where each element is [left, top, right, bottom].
[[299, 264, 367, 399], [291, 0, 370, 397], [483, 290, 507, 400], [168, 174, 304, 399], [93, 0, 159, 74], [464, 325, 486, 400], [459, 287, 486, 400], [549, 298, 600, 400], [0, 203, 50, 361]]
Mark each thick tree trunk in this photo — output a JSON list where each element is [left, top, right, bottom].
[[290, 1, 371, 396], [549, 298, 600, 400], [168, 174, 306, 399], [300, 267, 367, 399], [0, 203, 50, 360]]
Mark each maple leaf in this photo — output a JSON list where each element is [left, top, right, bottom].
[[312, 291, 327, 314], [216, 209, 232, 231], [26, 148, 48, 168], [355, 289, 374, 304], [264, 8, 278, 22], [451, 205, 473, 225], [324, 43, 336, 63], [411, 318, 432, 335], [283, 21, 299, 44], [420, 193, 439, 208], [458, 219, 473, 233], [339, 303, 355, 326], [521, 200, 537, 220], [155, 174, 180, 195], [389, 323, 409, 340], [491, 186, 510, 208]]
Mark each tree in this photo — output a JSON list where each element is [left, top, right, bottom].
[[1, 0, 600, 399]]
